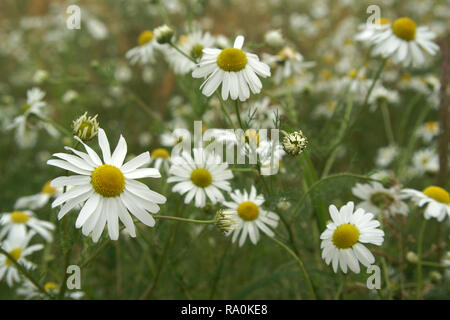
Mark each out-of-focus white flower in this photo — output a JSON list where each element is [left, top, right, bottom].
[[376, 145, 398, 168], [412, 148, 439, 175], [352, 182, 408, 216], [416, 121, 439, 143], [126, 30, 161, 65], [264, 29, 284, 48], [370, 17, 439, 67], [14, 181, 61, 211], [0, 229, 43, 287]]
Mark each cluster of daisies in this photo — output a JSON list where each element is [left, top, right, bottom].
[[0, 180, 84, 298], [1, 1, 450, 301]]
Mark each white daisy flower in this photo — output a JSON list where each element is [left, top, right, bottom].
[[192, 35, 271, 101], [0, 210, 54, 242], [47, 128, 166, 242], [0, 229, 43, 287], [368, 85, 399, 111], [167, 148, 233, 208], [14, 181, 61, 211], [223, 186, 279, 246], [416, 121, 439, 143], [150, 148, 171, 173], [263, 47, 314, 84], [402, 186, 450, 221], [168, 31, 216, 74], [370, 17, 439, 67], [354, 18, 392, 43], [352, 182, 408, 216], [7, 88, 58, 149], [375, 145, 398, 168], [412, 148, 439, 175], [126, 30, 161, 65], [320, 201, 385, 274], [17, 279, 84, 300]]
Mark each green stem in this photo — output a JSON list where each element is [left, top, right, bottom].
[[169, 42, 197, 63], [416, 219, 428, 299], [362, 58, 388, 108], [380, 102, 395, 146], [154, 215, 215, 224], [216, 92, 237, 130], [420, 261, 450, 268], [209, 240, 231, 299], [0, 248, 53, 299], [293, 173, 381, 219], [268, 236, 317, 299], [234, 100, 244, 129], [34, 114, 72, 136]]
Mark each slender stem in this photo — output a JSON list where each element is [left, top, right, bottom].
[[322, 93, 354, 177], [79, 215, 213, 269], [334, 274, 346, 300], [293, 173, 381, 218], [140, 206, 187, 299], [80, 238, 112, 269], [34, 114, 72, 136], [268, 236, 317, 300], [234, 100, 244, 129], [378, 211, 393, 300], [380, 102, 395, 146], [209, 240, 231, 299], [169, 42, 197, 63], [154, 215, 215, 224], [0, 248, 53, 299], [416, 219, 428, 299], [216, 92, 236, 130], [420, 261, 450, 268], [362, 58, 388, 108]]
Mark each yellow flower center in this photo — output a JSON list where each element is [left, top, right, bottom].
[[191, 44, 204, 59], [237, 201, 259, 221], [332, 224, 360, 249], [425, 121, 437, 131], [217, 48, 247, 72], [178, 35, 190, 45], [423, 186, 450, 204], [5, 248, 22, 266], [151, 148, 170, 159], [190, 168, 212, 188], [320, 69, 333, 80], [377, 18, 391, 25], [277, 47, 296, 60], [138, 30, 154, 46], [41, 181, 57, 195], [91, 164, 125, 197], [44, 282, 59, 292], [401, 73, 412, 82], [347, 69, 359, 79], [392, 17, 417, 41], [10, 211, 30, 224]]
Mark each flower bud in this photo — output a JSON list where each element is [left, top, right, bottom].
[[154, 25, 174, 44], [264, 29, 284, 48], [282, 130, 308, 156], [406, 251, 419, 264], [215, 209, 238, 235], [72, 112, 99, 141]]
